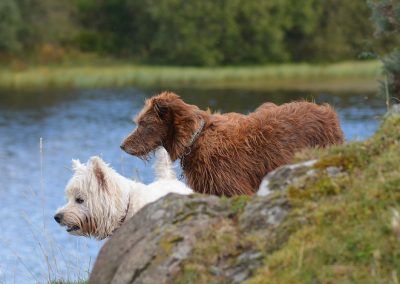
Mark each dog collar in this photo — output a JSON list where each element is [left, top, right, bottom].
[[179, 119, 205, 176], [108, 196, 131, 237], [119, 195, 131, 225], [188, 119, 205, 148], [182, 119, 205, 157]]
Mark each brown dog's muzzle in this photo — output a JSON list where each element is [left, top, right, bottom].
[[120, 143, 135, 156], [120, 138, 133, 154], [120, 130, 133, 149], [120, 132, 143, 156], [121, 121, 165, 158], [120, 142, 127, 151]]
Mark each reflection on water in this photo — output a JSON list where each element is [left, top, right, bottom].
[[0, 87, 385, 283]]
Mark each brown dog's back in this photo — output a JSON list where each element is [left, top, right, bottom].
[[183, 101, 343, 196]]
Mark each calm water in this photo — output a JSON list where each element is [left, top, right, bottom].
[[0, 87, 385, 283]]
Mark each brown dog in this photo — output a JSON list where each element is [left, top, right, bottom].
[[121, 92, 344, 196]]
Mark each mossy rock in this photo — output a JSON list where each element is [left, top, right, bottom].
[[89, 191, 293, 284]]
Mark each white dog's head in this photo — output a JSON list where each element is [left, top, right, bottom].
[[54, 157, 128, 240]]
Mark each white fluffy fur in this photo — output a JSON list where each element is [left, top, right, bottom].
[[55, 147, 192, 240]]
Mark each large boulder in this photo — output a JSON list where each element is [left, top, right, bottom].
[[89, 159, 335, 284], [89, 193, 280, 284], [90, 195, 234, 283]]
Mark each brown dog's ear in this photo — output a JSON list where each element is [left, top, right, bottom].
[[153, 99, 169, 119], [152, 92, 181, 119]]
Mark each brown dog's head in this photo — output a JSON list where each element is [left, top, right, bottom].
[[121, 92, 201, 161]]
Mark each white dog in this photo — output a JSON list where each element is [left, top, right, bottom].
[[54, 147, 192, 240]]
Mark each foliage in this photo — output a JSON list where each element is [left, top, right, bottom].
[[369, 0, 400, 101], [75, 0, 393, 65], [0, 0, 398, 65], [288, 0, 376, 62], [75, 0, 293, 65], [369, 0, 400, 35], [0, 0, 77, 56], [0, 0, 21, 52], [382, 49, 400, 102]]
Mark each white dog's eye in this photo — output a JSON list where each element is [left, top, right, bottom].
[[75, 198, 84, 204]]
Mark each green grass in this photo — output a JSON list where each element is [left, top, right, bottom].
[[0, 60, 383, 92], [248, 114, 400, 283]]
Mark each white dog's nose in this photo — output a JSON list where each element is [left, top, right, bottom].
[[54, 213, 63, 224]]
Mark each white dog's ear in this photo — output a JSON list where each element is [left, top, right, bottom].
[[89, 156, 108, 189], [71, 159, 84, 171]]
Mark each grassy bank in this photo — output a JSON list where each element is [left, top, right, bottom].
[[249, 113, 400, 283], [0, 60, 382, 92]]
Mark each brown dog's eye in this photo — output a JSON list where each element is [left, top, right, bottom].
[[75, 198, 84, 204]]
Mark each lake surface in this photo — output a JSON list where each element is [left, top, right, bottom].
[[0, 87, 386, 283]]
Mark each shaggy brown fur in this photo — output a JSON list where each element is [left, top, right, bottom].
[[121, 92, 344, 196]]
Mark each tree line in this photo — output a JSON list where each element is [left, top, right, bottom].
[[0, 0, 397, 66]]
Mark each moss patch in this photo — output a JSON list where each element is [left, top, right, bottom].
[[176, 219, 239, 283], [228, 195, 251, 215]]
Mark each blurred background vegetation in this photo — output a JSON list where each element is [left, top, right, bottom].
[[0, 0, 398, 99], [0, 0, 398, 66]]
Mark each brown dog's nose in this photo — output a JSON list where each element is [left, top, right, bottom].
[[120, 144, 126, 151], [54, 213, 63, 224]]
